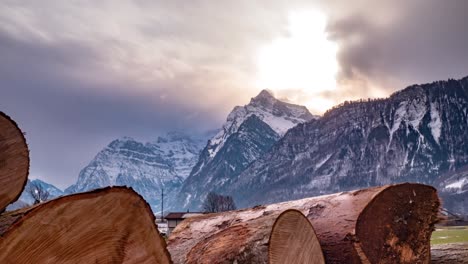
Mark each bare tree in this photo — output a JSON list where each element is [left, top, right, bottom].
[[28, 182, 49, 204], [219, 195, 236, 211], [202, 192, 237, 213]]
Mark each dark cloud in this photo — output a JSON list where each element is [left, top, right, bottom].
[[0, 29, 221, 188], [324, 0, 468, 93]]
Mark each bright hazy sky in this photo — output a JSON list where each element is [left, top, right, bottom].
[[1, 0, 467, 188]]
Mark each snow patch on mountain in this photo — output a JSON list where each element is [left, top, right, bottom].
[[406, 97, 427, 129], [429, 102, 442, 144], [445, 178, 467, 191]]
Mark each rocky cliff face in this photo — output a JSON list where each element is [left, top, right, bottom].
[[65, 132, 207, 213], [175, 90, 315, 210], [229, 77, 468, 211]]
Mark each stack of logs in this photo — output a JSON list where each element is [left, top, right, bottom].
[[1, 111, 466, 263], [0, 112, 171, 263], [167, 183, 444, 264]]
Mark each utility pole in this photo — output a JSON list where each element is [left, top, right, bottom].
[[161, 188, 164, 222]]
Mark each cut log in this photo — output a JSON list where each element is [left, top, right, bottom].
[[169, 208, 324, 264], [0, 111, 29, 211], [168, 183, 439, 264], [0, 187, 171, 264], [269, 209, 325, 264], [431, 243, 468, 264]]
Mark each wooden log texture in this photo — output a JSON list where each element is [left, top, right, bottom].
[[168, 183, 439, 264], [269, 209, 325, 264], [169, 208, 324, 264], [431, 243, 468, 264], [0, 187, 171, 264], [0, 111, 29, 211]]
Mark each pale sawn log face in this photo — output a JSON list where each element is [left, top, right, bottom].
[[0, 111, 29, 212], [0, 187, 171, 264], [268, 209, 325, 264], [168, 183, 439, 264]]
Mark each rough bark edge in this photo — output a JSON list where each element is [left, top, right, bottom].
[[0, 111, 30, 212], [431, 243, 468, 264], [0, 186, 172, 262], [358, 183, 438, 219], [268, 209, 325, 264]]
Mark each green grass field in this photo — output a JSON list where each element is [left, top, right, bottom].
[[431, 226, 468, 245]]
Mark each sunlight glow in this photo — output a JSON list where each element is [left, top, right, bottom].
[[256, 10, 338, 110], [306, 97, 336, 114]]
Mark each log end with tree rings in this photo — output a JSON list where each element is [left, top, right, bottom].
[[0, 187, 172, 264], [355, 183, 440, 264], [269, 209, 325, 264], [0, 111, 29, 212]]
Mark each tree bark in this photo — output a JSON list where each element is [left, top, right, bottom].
[[431, 243, 468, 264], [168, 183, 440, 264], [0, 111, 29, 211], [0, 187, 171, 264]]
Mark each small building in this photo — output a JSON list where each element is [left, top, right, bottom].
[[165, 212, 204, 235], [155, 219, 168, 236]]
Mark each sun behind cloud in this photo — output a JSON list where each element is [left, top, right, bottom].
[[255, 9, 339, 113]]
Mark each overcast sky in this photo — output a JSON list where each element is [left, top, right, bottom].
[[1, 0, 467, 189]]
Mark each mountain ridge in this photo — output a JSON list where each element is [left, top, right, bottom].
[[226, 76, 468, 212], [65, 131, 210, 212]]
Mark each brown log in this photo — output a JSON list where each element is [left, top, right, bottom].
[[168, 183, 439, 264], [269, 209, 325, 264], [168, 208, 324, 264], [431, 243, 468, 264], [0, 111, 29, 211], [0, 187, 171, 264]]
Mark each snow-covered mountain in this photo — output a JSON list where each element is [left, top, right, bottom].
[[226, 77, 468, 214], [175, 90, 315, 210], [6, 179, 64, 211], [65, 132, 208, 213], [203, 90, 314, 163]]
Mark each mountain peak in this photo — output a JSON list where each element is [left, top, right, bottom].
[[117, 136, 136, 142], [250, 89, 277, 107], [106, 136, 140, 150], [254, 89, 275, 100]]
